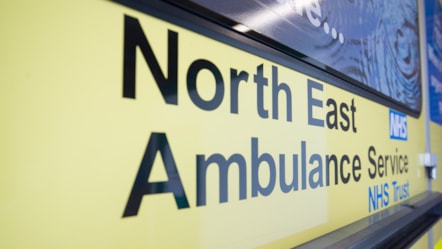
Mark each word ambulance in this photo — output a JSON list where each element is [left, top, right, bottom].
[[121, 15, 408, 217]]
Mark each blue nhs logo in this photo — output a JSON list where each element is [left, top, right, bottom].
[[389, 109, 407, 140]]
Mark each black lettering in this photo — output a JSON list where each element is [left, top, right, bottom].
[[326, 98, 338, 130], [368, 146, 377, 179], [308, 79, 324, 127], [326, 154, 338, 186], [398, 155, 404, 173], [352, 155, 361, 182], [123, 15, 178, 104], [339, 103, 350, 131], [196, 153, 247, 206], [301, 141, 308, 189], [390, 153, 397, 175], [252, 137, 276, 196], [340, 155, 351, 184], [187, 59, 224, 110], [272, 66, 292, 122], [404, 155, 409, 173], [122, 133, 189, 217], [254, 64, 269, 119], [309, 154, 323, 188], [280, 154, 299, 192], [378, 155, 385, 177], [351, 99, 357, 133], [230, 68, 249, 114]]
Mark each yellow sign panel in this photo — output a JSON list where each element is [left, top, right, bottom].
[[0, 1, 428, 248]]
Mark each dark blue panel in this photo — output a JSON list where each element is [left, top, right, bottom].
[[426, 0, 442, 125], [191, 0, 422, 112]]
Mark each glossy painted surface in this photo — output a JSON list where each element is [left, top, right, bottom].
[[0, 1, 432, 248]]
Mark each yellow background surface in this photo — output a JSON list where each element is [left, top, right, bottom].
[[0, 1, 432, 248]]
